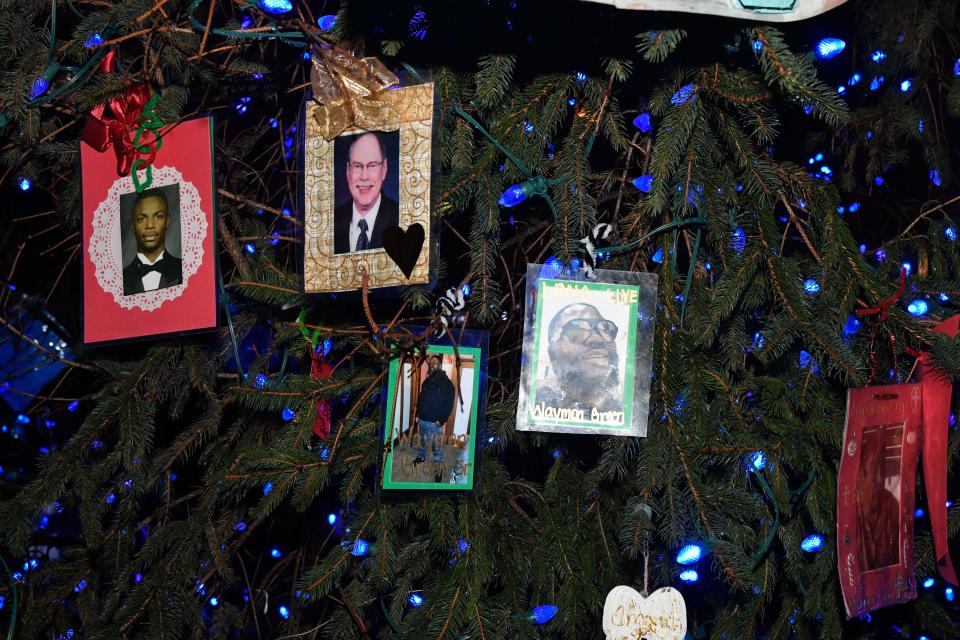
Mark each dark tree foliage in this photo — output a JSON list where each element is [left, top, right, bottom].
[[0, 0, 959, 638]]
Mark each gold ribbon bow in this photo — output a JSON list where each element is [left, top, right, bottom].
[[310, 47, 399, 140]]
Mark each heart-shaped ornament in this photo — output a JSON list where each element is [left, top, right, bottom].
[[602, 586, 687, 640], [382, 223, 425, 279]]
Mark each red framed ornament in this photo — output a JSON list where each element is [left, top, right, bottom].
[[81, 116, 218, 345]]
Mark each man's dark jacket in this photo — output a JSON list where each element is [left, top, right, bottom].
[[417, 368, 456, 424], [333, 195, 399, 254], [122, 253, 183, 295]]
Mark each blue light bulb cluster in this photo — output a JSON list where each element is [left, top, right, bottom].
[[259, 0, 293, 14], [800, 533, 825, 553], [679, 569, 698, 583], [814, 38, 846, 60], [676, 543, 703, 565], [529, 605, 558, 624], [632, 175, 653, 193], [84, 32, 104, 48], [907, 300, 928, 317], [351, 539, 369, 556], [803, 278, 820, 295], [632, 112, 653, 133], [671, 84, 696, 106]]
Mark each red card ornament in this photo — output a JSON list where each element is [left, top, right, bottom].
[[838, 384, 922, 617]]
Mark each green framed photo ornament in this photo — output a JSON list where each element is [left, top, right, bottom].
[[380, 328, 489, 492], [516, 263, 657, 437]]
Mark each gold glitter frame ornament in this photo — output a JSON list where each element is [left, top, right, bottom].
[[302, 55, 434, 293]]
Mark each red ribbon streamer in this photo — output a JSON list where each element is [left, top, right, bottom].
[[855, 267, 907, 322], [916, 314, 960, 586], [81, 51, 155, 176], [311, 353, 333, 439]]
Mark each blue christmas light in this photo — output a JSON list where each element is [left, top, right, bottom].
[[134, 573, 143, 584], [900, 79, 912, 92], [651, 248, 664, 264], [869, 76, 885, 91], [848, 202, 860, 213], [874, 175, 885, 186], [574, 71, 587, 82], [529, 605, 558, 624], [259, 0, 293, 14], [235, 97, 251, 114], [915, 508, 925, 518], [105, 492, 116, 504], [409, 9, 428, 40], [16, 176, 31, 193], [941, 293, 951, 303], [81, 32, 104, 48], [947, 587, 955, 602], [263, 482, 273, 495], [844, 316, 861, 335], [317, 15, 336, 30], [16, 413, 29, 424], [679, 569, 699, 583], [632, 112, 652, 133], [253, 373, 267, 389], [408, 592, 424, 607], [837, 85, 845, 95], [876, 248, 886, 261], [814, 38, 846, 59], [633, 175, 654, 193], [946, 227, 958, 241], [907, 300, 929, 317], [732, 227, 746, 254], [918, 118, 925, 133], [923, 577, 935, 589], [278, 605, 290, 619], [240, 15, 253, 29], [800, 533, 825, 553], [568, 98, 576, 106], [752, 40, 763, 52], [351, 539, 369, 556], [848, 72, 862, 85], [671, 84, 696, 105], [209, 597, 219, 606], [749, 451, 766, 471], [930, 169, 941, 187], [803, 278, 820, 295], [235, 521, 247, 531], [902, 262, 912, 276], [676, 543, 703, 565], [457, 539, 470, 554], [29, 76, 49, 100], [523, 121, 534, 134], [499, 184, 528, 208], [954, 58, 960, 76], [244, 243, 255, 254], [270, 548, 281, 558], [302, 51, 310, 61], [871, 50, 886, 62], [327, 513, 337, 525], [281, 407, 295, 421], [74, 579, 86, 592]]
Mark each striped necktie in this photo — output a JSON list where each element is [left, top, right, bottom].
[[356, 218, 369, 251]]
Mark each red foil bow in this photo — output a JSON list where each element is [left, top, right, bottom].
[[916, 314, 960, 586], [81, 52, 155, 176]]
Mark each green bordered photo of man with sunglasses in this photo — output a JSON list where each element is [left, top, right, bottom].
[[517, 264, 657, 437]]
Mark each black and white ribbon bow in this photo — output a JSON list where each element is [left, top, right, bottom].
[[579, 223, 614, 277], [434, 286, 466, 336]]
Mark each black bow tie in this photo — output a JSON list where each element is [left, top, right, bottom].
[[137, 256, 166, 278]]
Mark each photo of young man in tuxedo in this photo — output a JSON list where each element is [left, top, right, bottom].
[[332, 131, 400, 254], [120, 185, 183, 296]]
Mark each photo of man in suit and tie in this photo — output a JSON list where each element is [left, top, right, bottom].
[[120, 185, 183, 296], [333, 131, 400, 254]]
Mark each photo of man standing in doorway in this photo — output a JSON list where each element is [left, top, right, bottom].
[[413, 354, 456, 483]]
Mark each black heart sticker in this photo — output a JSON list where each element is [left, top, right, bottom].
[[382, 223, 425, 279]]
